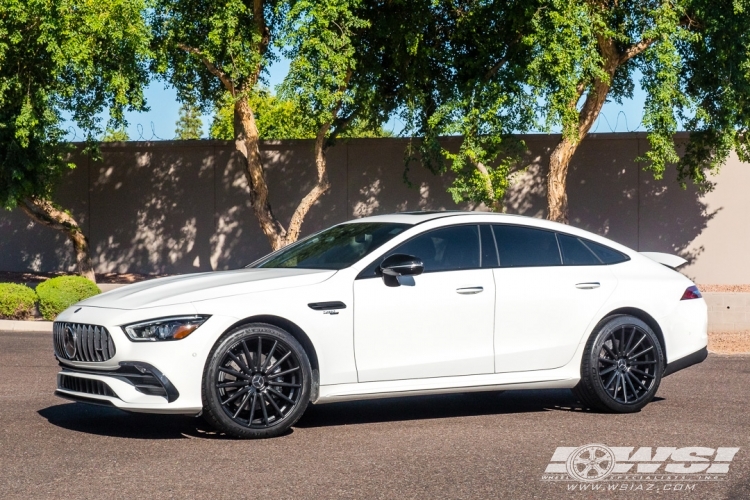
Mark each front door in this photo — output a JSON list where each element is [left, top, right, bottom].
[[353, 225, 496, 383]]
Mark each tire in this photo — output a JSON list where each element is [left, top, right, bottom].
[[202, 323, 312, 439], [572, 315, 664, 413]]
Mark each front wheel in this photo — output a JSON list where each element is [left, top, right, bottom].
[[573, 315, 664, 413], [202, 323, 312, 439]]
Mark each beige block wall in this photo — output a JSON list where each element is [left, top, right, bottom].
[[0, 134, 748, 284], [703, 293, 750, 332]]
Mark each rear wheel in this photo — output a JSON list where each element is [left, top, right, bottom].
[[573, 315, 664, 413], [202, 323, 312, 439]]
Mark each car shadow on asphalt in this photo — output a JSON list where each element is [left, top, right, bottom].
[[38, 403, 201, 440], [37, 389, 664, 439], [296, 389, 596, 429]]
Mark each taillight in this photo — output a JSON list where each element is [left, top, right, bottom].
[[680, 285, 702, 300]]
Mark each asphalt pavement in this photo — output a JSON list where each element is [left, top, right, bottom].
[[1, 330, 748, 499]]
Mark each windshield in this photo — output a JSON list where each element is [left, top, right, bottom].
[[251, 222, 409, 270]]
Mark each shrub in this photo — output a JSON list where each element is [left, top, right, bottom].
[[36, 276, 100, 321], [0, 283, 38, 320]]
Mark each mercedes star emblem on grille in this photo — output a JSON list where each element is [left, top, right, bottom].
[[63, 325, 77, 359]]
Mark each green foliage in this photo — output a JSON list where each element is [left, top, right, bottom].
[[169, 0, 391, 144], [525, 0, 750, 189], [0, 0, 151, 210], [36, 276, 100, 321], [175, 99, 204, 139], [365, 1, 538, 209], [277, 0, 369, 140], [0, 283, 37, 320], [209, 88, 392, 140], [102, 127, 130, 142], [210, 90, 317, 140], [380, 0, 750, 207], [149, 0, 277, 109]]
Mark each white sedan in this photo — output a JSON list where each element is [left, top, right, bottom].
[[53, 212, 708, 438]]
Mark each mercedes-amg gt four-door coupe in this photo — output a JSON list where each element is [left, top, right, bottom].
[[53, 212, 708, 438]]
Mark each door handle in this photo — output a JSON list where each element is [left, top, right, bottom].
[[575, 282, 600, 289], [456, 286, 484, 294]]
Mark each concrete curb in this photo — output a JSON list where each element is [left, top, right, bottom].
[[0, 319, 52, 333]]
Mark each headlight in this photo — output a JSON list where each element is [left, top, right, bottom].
[[123, 316, 210, 342]]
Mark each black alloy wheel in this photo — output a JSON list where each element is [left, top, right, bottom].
[[202, 323, 312, 439], [597, 324, 658, 404], [573, 315, 664, 413]]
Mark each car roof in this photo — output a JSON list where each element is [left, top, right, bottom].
[[350, 211, 536, 226], [346, 211, 635, 255]]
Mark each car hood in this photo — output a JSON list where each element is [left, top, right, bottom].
[[79, 268, 337, 310]]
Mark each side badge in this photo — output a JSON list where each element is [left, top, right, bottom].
[[323, 310, 339, 315]]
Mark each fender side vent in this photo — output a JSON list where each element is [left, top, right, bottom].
[[308, 301, 347, 311]]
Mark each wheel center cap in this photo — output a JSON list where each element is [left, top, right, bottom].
[[617, 358, 627, 370], [251, 374, 266, 390]]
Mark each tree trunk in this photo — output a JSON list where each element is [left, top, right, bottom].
[[546, 37, 620, 224], [284, 124, 332, 245], [234, 96, 287, 250], [474, 161, 503, 212], [233, 95, 333, 250], [19, 197, 96, 283]]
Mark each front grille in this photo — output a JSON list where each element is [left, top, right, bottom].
[[53, 322, 116, 362], [58, 374, 116, 397]]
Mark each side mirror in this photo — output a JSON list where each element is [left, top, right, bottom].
[[379, 254, 424, 286]]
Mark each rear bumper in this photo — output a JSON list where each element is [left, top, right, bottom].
[[663, 346, 708, 377]]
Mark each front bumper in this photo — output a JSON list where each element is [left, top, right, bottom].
[[55, 363, 194, 414], [53, 305, 239, 414]]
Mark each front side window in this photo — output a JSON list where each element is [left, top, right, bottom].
[[391, 225, 480, 273], [358, 225, 481, 277], [252, 223, 408, 270], [493, 225, 562, 267]]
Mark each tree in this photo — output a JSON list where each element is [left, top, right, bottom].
[[526, 0, 750, 223], [152, 0, 384, 249], [102, 126, 130, 142], [175, 99, 204, 139], [0, 0, 151, 281], [378, 0, 538, 211]]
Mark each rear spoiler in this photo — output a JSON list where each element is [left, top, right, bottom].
[[640, 252, 688, 270]]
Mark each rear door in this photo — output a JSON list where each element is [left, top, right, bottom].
[[491, 225, 617, 373]]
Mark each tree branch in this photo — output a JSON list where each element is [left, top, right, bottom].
[[247, 0, 270, 89], [483, 33, 522, 82], [284, 69, 353, 243], [177, 43, 236, 95], [326, 107, 359, 146], [618, 38, 655, 64], [19, 197, 96, 282]]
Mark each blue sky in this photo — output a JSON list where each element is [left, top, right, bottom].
[[63, 58, 652, 141]]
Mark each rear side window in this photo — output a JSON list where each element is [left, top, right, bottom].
[[557, 233, 601, 266], [492, 225, 562, 267], [582, 239, 630, 264]]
